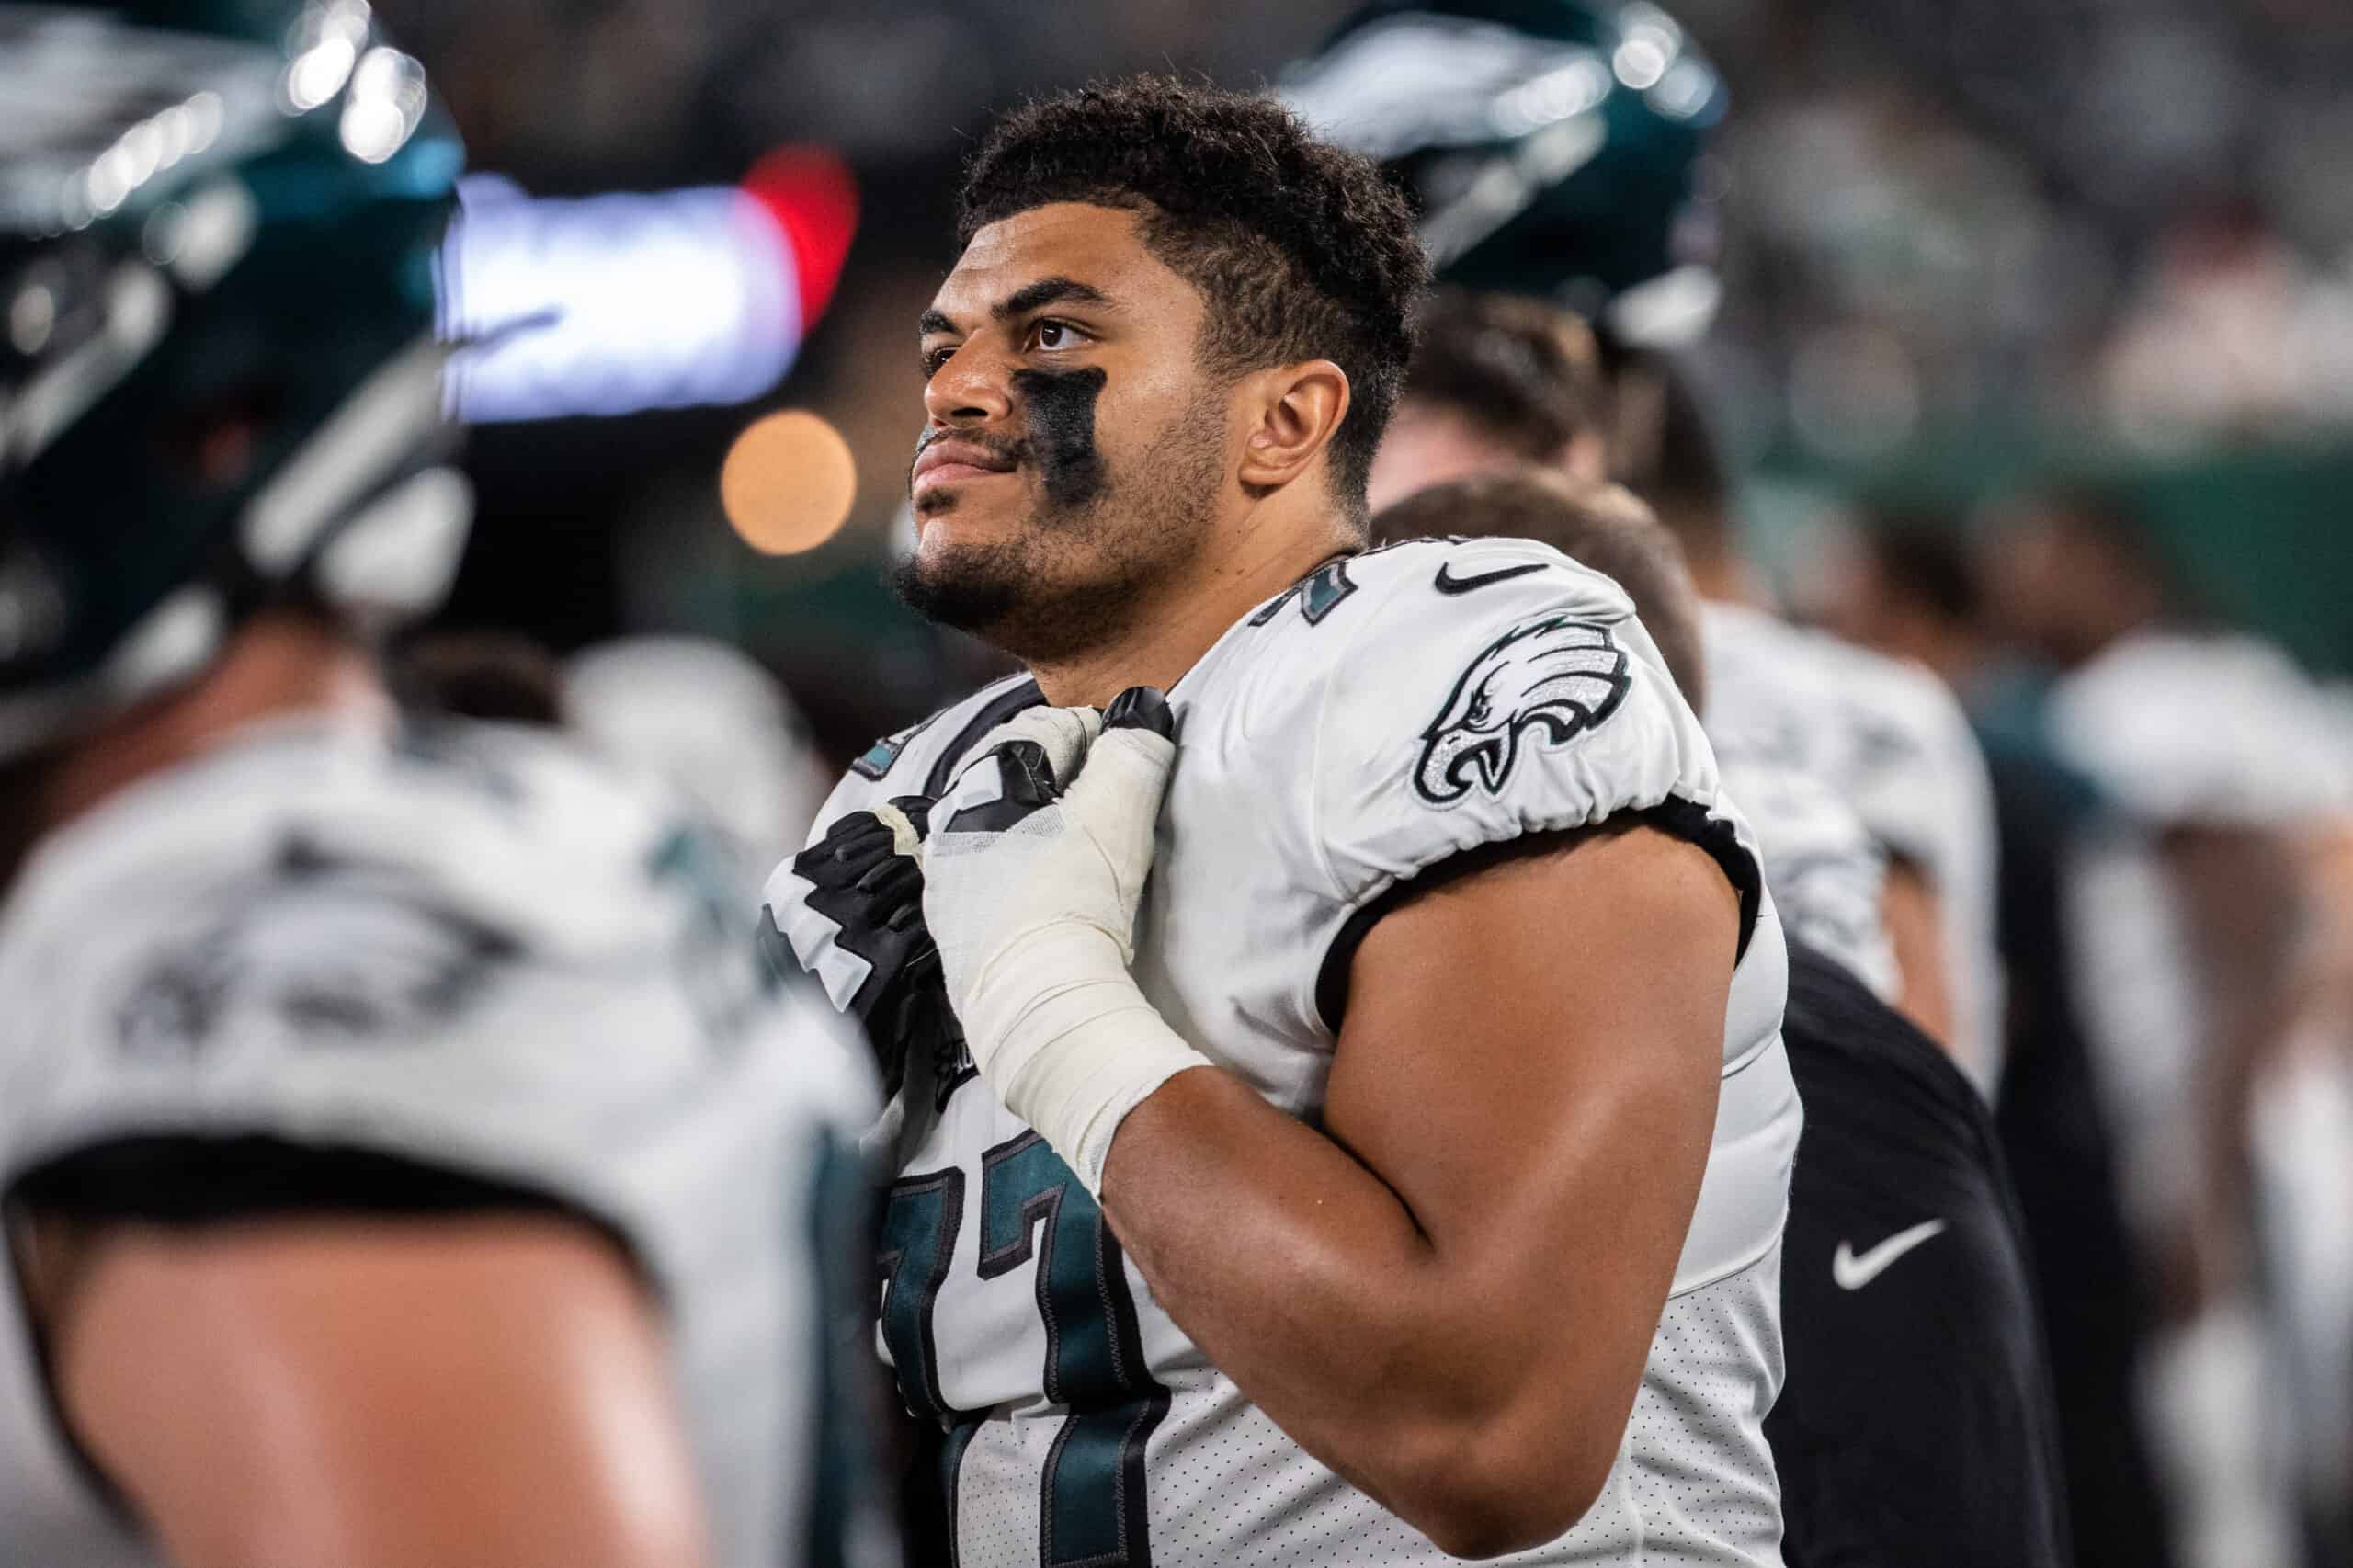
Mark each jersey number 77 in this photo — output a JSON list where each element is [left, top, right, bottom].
[[880, 1130, 1170, 1567]]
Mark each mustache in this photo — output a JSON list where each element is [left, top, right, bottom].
[[908, 426, 1029, 493]]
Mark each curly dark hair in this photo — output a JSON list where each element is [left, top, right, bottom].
[[1404, 289, 1608, 462], [959, 76, 1427, 521]]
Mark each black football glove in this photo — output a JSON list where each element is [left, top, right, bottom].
[[790, 796, 963, 1101]]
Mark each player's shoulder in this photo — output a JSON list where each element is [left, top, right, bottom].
[[1715, 605, 1979, 788], [1, 717, 734, 1032], [1176, 536, 1695, 824], [1817, 628, 1966, 735], [2053, 630, 2353, 826], [1202, 536, 1641, 725], [0, 714, 848, 1171], [1699, 597, 1812, 675], [304, 718, 729, 946], [1200, 539, 1754, 919], [1730, 604, 1959, 731], [1267, 535, 1635, 642]]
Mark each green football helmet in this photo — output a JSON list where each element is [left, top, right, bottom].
[[0, 1, 466, 759], [1282, 0, 1725, 344]]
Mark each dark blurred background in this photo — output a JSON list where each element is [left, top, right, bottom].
[[381, 0, 2353, 768]]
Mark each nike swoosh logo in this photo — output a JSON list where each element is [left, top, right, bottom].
[[1832, 1219, 1948, 1290], [1433, 561, 1548, 596]]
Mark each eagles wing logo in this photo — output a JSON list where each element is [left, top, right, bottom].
[[1414, 616, 1631, 804]]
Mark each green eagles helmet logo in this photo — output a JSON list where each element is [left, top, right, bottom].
[[1414, 613, 1630, 804]]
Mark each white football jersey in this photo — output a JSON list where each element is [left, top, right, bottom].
[[1711, 754, 1897, 1000], [2052, 630, 2353, 1242], [0, 717, 886, 1568], [772, 538, 1800, 1567], [1699, 601, 2003, 1090]]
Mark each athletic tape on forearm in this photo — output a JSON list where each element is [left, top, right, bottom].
[[959, 922, 1214, 1196]]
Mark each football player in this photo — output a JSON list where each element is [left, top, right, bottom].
[[0, 7, 887, 1566], [1814, 510, 2179, 1568], [767, 77, 1800, 1564], [1292, 0, 2005, 1091], [1609, 355, 2003, 1083], [1374, 471, 2071, 1568], [1989, 485, 2353, 1568]]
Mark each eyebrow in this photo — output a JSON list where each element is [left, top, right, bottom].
[[918, 277, 1114, 339]]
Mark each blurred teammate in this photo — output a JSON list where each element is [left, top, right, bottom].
[[768, 77, 1800, 1563], [1297, 0, 2004, 1089], [1989, 486, 2353, 1568], [1820, 514, 2179, 1568], [566, 636, 838, 869], [393, 630, 573, 725], [1375, 471, 2070, 1568], [0, 8, 887, 1566], [1524, 346, 2000, 1074]]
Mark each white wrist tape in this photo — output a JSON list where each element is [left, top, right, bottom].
[[924, 702, 1208, 1196], [957, 922, 1212, 1195]]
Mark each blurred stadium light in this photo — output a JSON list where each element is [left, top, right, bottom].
[[439, 145, 855, 422]]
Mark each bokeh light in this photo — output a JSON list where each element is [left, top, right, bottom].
[[720, 409, 858, 556]]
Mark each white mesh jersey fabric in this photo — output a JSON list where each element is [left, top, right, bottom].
[[943, 1256, 1782, 1568], [785, 539, 1797, 1566], [1714, 752, 1898, 999]]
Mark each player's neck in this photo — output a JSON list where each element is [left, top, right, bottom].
[[34, 612, 392, 838], [1029, 510, 1361, 708]]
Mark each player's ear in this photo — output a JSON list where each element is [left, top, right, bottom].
[[1236, 360, 1351, 493]]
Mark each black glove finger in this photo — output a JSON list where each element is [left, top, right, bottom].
[[856, 847, 926, 908], [1103, 685, 1176, 739], [848, 921, 930, 1026], [793, 815, 895, 888], [943, 739, 1060, 833], [816, 807, 887, 845], [822, 823, 897, 869], [818, 805, 875, 843]]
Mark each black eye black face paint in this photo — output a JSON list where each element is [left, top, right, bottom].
[[1009, 367, 1108, 511]]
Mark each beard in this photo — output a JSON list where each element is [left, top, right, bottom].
[[892, 384, 1227, 665]]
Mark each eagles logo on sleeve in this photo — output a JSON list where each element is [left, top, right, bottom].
[[1414, 615, 1631, 804]]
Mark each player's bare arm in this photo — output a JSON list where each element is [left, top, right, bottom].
[[1101, 825, 1734, 1556], [1881, 858, 1960, 1049], [29, 1214, 709, 1568], [2163, 824, 2306, 1307]]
